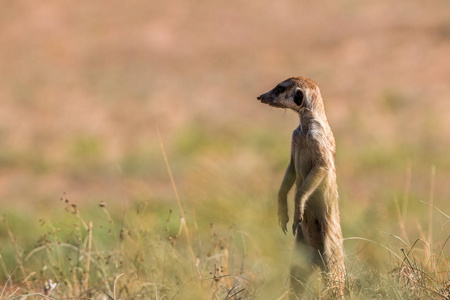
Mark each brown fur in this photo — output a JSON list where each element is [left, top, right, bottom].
[[257, 77, 345, 298]]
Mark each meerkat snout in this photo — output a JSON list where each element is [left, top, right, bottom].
[[257, 93, 272, 105]]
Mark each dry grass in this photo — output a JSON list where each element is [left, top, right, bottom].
[[0, 146, 448, 299]]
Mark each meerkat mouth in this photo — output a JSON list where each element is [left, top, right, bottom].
[[257, 95, 286, 108], [268, 102, 285, 108]]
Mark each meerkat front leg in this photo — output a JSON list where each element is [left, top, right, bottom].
[[277, 156, 296, 234], [292, 166, 326, 236]]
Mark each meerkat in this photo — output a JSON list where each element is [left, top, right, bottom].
[[257, 77, 345, 298]]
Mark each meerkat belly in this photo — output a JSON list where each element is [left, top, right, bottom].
[[301, 190, 327, 250], [293, 145, 328, 249], [292, 139, 311, 181]]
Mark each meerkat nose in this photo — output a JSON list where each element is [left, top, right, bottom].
[[257, 96, 261, 100]]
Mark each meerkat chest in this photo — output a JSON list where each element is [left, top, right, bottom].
[[291, 131, 314, 178]]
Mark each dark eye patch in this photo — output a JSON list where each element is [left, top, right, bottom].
[[275, 86, 285, 94]]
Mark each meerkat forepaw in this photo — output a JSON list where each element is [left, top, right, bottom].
[[278, 206, 289, 234], [292, 213, 303, 236], [279, 216, 289, 234]]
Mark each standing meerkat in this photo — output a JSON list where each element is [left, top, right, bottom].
[[257, 77, 345, 297]]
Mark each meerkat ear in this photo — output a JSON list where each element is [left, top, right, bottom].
[[294, 88, 304, 106]]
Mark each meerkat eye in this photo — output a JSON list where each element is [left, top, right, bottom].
[[275, 86, 285, 94], [294, 89, 304, 106]]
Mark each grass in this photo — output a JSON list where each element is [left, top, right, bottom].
[[0, 133, 448, 300]]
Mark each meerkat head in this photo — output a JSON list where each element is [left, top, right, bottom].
[[257, 77, 324, 115]]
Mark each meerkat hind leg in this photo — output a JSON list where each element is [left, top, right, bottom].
[[289, 226, 324, 298], [321, 223, 346, 298]]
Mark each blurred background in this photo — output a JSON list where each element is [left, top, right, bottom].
[[1, 0, 449, 297]]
